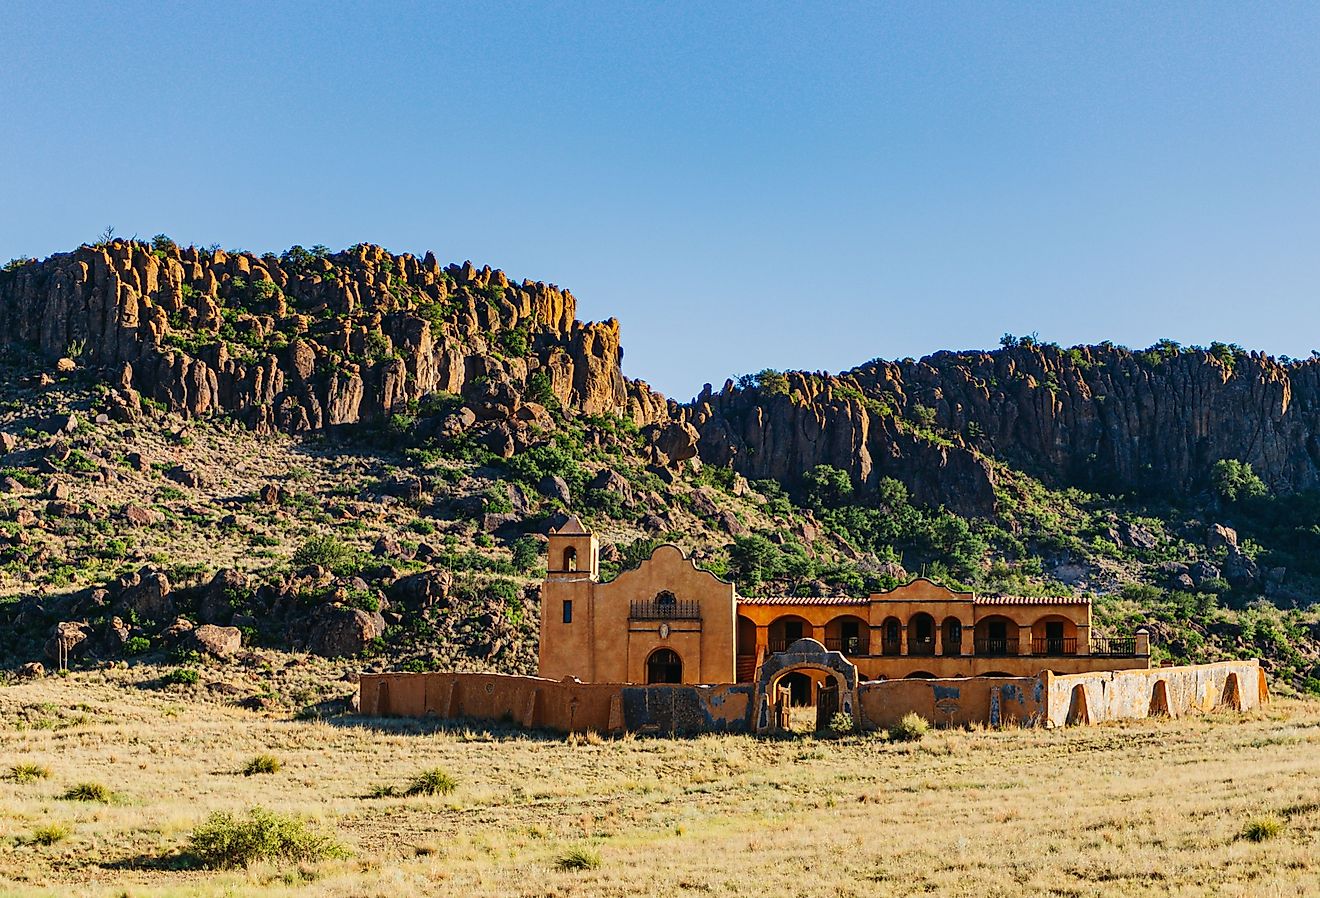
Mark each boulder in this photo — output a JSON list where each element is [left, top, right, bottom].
[[116, 568, 174, 622], [589, 468, 633, 502], [388, 570, 453, 609], [537, 474, 572, 506], [44, 621, 92, 662], [165, 465, 206, 489], [1207, 523, 1239, 550], [296, 605, 386, 658], [259, 484, 284, 504], [191, 624, 243, 658], [55, 357, 77, 372], [123, 504, 162, 526], [200, 568, 248, 624], [652, 421, 700, 464], [1224, 547, 1259, 588], [17, 661, 44, 679], [0, 432, 15, 453]]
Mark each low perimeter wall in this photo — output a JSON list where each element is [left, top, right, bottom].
[[358, 671, 754, 735], [359, 660, 1265, 735]]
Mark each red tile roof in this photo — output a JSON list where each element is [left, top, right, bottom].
[[973, 595, 1091, 605], [738, 595, 869, 606]]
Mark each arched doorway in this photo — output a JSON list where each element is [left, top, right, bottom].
[[881, 617, 902, 655], [908, 612, 936, 656], [975, 615, 1019, 657], [736, 615, 758, 682], [941, 617, 963, 656], [753, 638, 860, 736], [779, 672, 813, 707], [905, 670, 936, 679], [824, 614, 869, 656], [768, 615, 810, 654], [646, 648, 683, 684]]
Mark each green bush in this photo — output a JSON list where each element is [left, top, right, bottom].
[[61, 782, 112, 802], [8, 762, 51, 783], [165, 667, 200, 686], [556, 845, 602, 871], [1240, 815, 1284, 842], [405, 768, 457, 797], [1212, 459, 1268, 503], [293, 534, 352, 569], [828, 711, 855, 736], [510, 536, 541, 572], [188, 807, 347, 869], [242, 754, 282, 776], [887, 712, 929, 743], [124, 636, 151, 656]]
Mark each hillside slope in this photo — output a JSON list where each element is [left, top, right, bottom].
[[0, 240, 1318, 696]]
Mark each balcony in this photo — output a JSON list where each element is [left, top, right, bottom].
[[1091, 636, 1139, 657], [824, 636, 870, 656], [629, 598, 702, 620], [974, 637, 1020, 657], [1030, 637, 1078, 656]]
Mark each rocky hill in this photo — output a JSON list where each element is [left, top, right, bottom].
[[0, 239, 1318, 700]]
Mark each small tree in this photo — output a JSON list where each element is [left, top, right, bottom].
[[1211, 459, 1268, 503]]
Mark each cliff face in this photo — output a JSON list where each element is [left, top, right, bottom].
[[6, 242, 1320, 517], [0, 241, 672, 433], [685, 342, 1320, 515]]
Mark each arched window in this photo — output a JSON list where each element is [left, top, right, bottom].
[[655, 590, 676, 610], [563, 547, 578, 571], [882, 617, 902, 655], [646, 648, 683, 684]]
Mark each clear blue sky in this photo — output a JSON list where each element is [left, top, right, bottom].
[[4, 2, 1320, 400]]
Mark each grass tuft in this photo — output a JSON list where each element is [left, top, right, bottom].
[[27, 823, 71, 846], [555, 844, 601, 871], [188, 807, 347, 869], [61, 782, 112, 802], [1240, 815, 1285, 842], [8, 762, 52, 783], [242, 754, 283, 776], [405, 767, 457, 797], [888, 712, 930, 742]]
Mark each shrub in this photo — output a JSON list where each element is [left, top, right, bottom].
[[510, 536, 541, 572], [124, 636, 151, 656], [8, 762, 51, 783], [1241, 815, 1285, 842], [188, 807, 347, 869], [165, 667, 200, 686], [242, 754, 282, 776], [61, 782, 112, 802], [405, 768, 457, 797], [828, 711, 855, 736], [1212, 459, 1268, 503], [27, 823, 70, 846], [556, 845, 602, 871], [888, 712, 929, 743], [292, 534, 351, 569]]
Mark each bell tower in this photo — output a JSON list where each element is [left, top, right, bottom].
[[546, 515, 598, 580]]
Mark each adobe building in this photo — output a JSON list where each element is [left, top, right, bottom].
[[539, 518, 1151, 705]]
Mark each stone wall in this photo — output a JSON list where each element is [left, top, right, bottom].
[[856, 675, 1049, 730]]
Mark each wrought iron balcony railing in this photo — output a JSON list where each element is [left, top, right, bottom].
[[628, 598, 702, 620], [1091, 636, 1140, 656], [824, 636, 870, 656], [1030, 637, 1078, 656], [974, 637, 1020, 657]]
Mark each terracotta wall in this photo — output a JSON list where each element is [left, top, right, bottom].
[[359, 672, 753, 735], [856, 675, 1048, 729], [361, 660, 1266, 735]]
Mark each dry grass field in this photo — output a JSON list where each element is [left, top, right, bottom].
[[1, 669, 1318, 898]]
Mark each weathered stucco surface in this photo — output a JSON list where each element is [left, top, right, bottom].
[[359, 672, 752, 734], [1044, 661, 1268, 727], [360, 659, 1265, 735]]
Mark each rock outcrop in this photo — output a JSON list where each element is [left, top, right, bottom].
[[0, 241, 673, 434]]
